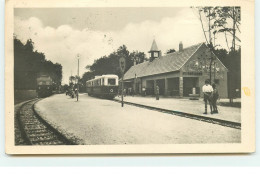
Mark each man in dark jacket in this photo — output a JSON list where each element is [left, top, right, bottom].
[[202, 79, 213, 114], [211, 83, 219, 113]]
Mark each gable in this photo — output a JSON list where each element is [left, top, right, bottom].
[[182, 43, 228, 73]]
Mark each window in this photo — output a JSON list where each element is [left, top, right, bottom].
[[107, 78, 116, 85], [154, 52, 158, 57]]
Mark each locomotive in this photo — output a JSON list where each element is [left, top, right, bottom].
[[86, 75, 119, 99], [36, 75, 53, 97]]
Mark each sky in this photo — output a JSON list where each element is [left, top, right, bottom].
[[14, 7, 232, 84]]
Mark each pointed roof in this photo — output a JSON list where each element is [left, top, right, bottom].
[[124, 43, 205, 80], [149, 39, 159, 52]]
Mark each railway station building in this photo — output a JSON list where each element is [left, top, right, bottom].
[[123, 39, 228, 98]]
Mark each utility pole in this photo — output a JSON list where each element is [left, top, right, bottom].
[[77, 54, 80, 102], [119, 57, 126, 107], [121, 73, 124, 107]]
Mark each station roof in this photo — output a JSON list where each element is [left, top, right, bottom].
[[124, 42, 204, 80]]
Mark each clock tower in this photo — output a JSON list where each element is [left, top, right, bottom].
[[148, 39, 160, 62]]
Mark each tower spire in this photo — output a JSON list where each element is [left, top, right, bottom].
[[148, 39, 160, 62], [150, 39, 159, 51]]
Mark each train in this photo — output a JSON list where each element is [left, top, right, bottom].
[[86, 75, 119, 99], [36, 75, 53, 97]]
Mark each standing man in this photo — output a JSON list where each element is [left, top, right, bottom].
[[202, 79, 213, 114], [142, 87, 146, 96]]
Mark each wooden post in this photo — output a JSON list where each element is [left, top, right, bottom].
[[121, 74, 124, 107], [77, 58, 79, 101]]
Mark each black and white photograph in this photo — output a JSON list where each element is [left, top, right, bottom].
[[5, 0, 255, 154]]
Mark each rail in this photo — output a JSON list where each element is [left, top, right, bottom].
[[16, 99, 76, 145], [112, 99, 241, 130]]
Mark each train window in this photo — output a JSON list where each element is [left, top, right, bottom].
[[108, 78, 116, 85]]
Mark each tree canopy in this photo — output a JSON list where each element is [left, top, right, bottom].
[[192, 6, 241, 99], [81, 45, 147, 86], [14, 37, 63, 90]]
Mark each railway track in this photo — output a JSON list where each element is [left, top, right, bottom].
[[113, 99, 241, 130], [16, 99, 75, 145]]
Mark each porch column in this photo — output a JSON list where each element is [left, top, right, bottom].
[[179, 77, 183, 97], [154, 80, 157, 95], [164, 78, 168, 96], [133, 78, 136, 93], [138, 78, 141, 94]]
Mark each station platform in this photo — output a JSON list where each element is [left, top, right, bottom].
[[114, 96, 241, 123], [34, 94, 240, 144]]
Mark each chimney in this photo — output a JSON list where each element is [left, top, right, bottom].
[[179, 41, 183, 52]]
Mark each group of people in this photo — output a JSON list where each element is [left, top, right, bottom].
[[65, 85, 78, 98], [202, 79, 219, 114]]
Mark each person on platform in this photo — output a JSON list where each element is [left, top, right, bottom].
[[202, 79, 213, 114], [156, 85, 160, 100], [211, 83, 219, 113], [123, 88, 126, 97], [142, 87, 146, 96]]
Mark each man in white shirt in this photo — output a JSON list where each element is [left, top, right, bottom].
[[202, 79, 213, 114]]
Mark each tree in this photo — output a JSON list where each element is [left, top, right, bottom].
[[82, 45, 147, 81], [69, 76, 75, 83], [129, 51, 147, 64], [192, 6, 241, 102], [193, 7, 217, 83], [14, 37, 63, 90], [81, 71, 95, 86], [213, 7, 241, 102], [214, 7, 241, 51]]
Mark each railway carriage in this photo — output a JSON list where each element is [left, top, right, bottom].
[[86, 75, 119, 99], [36, 75, 53, 97]]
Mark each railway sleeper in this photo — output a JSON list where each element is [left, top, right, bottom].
[[30, 136, 59, 143], [27, 130, 51, 135], [28, 133, 54, 138], [25, 124, 46, 128], [35, 141, 65, 145], [25, 127, 47, 131], [24, 122, 42, 125]]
